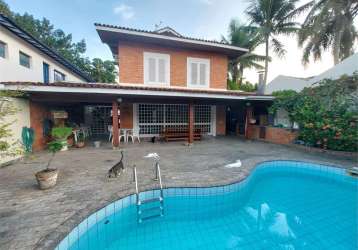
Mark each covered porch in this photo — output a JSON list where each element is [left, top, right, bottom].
[[5, 82, 273, 151]]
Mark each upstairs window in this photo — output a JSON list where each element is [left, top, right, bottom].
[[144, 52, 170, 86], [19, 51, 31, 68], [54, 70, 66, 82], [0, 41, 6, 58], [43, 62, 50, 84], [187, 57, 210, 88]]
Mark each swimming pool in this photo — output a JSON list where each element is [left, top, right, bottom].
[[56, 161, 358, 250]]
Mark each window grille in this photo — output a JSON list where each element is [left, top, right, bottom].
[[84, 105, 112, 135], [194, 105, 212, 133], [137, 104, 212, 136]]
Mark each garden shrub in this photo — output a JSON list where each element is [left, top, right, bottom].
[[270, 72, 358, 152]]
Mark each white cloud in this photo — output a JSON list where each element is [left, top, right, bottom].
[[113, 4, 135, 20]]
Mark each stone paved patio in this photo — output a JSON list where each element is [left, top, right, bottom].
[[0, 137, 356, 250]]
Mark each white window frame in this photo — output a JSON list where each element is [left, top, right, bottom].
[[143, 52, 170, 86], [187, 57, 210, 88], [54, 70, 66, 82]]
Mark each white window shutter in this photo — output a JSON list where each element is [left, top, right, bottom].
[[148, 58, 156, 82], [199, 63, 206, 85], [158, 58, 166, 83], [191, 63, 198, 85], [144, 52, 170, 85], [187, 57, 210, 88]]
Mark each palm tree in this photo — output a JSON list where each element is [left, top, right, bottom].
[[297, 0, 358, 65], [222, 19, 266, 87], [246, 0, 308, 85]]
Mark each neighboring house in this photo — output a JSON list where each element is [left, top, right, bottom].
[[1, 23, 273, 153], [265, 53, 358, 94], [264, 75, 314, 94], [0, 14, 91, 83], [0, 14, 91, 165]]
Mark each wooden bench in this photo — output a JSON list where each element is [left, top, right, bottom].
[[162, 128, 202, 142]]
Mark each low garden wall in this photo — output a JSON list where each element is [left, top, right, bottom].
[[247, 125, 298, 145]]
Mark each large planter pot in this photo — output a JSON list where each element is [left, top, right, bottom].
[[35, 168, 59, 190]]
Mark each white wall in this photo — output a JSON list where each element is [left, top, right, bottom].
[[265, 75, 311, 94], [0, 26, 85, 83], [309, 53, 358, 84], [265, 53, 358, 94], [0, 97, 30, 165]]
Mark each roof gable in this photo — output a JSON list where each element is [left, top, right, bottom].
[[155, 26, 182, 37], [95, 23, 248, 59]]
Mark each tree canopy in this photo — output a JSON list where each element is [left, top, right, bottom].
[[222, 19, 266, 87], [0, 0, 117, 82], [297, 0, 358, 65]]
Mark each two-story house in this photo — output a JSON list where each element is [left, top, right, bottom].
[[0, 22, 272, 152]]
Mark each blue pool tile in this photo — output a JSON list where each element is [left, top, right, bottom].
[[87, 213, 96, 229], [96, 208, 105, 222]]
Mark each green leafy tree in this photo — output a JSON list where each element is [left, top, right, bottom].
[[0, 0, 11, 16], [222, 19, 266, 87], [227, 79, 258, 92], [0, 0, 117, 82], [90, 58, 117, 82], [297, 0, 358, 65], [245, 0, 309, 85]]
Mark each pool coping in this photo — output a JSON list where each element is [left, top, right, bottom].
[[35, 159, 351, 250]]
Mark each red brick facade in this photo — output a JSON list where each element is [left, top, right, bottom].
[[247, 125, 298, 145], [118, 42, 228, 89], [120, 102, 133, 129], [29, 101, 50, 151], [216, 105, 226, 136]]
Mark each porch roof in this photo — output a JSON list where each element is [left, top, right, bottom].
[[0, 82, 273, 101]]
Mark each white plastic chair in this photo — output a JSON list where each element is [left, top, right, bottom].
[[118, 129, 126, 144], [127, 128, 140, 143], [108, 125, 113, 142]]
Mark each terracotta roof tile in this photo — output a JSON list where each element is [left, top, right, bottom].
[[0, 81, 271, 97], [94, 23, 234, 47]]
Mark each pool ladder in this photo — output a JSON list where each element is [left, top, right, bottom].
[[133, 162, 164, 223]]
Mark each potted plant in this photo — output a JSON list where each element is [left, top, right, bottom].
[[51, 127, 73, 151], [76, 133, 86, 148], [35, 140, 62, 190]]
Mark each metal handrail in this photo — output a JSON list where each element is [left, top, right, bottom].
[[133, 166, 139, 204], [155, 162, 164, 199], [156, 162, 163, 190]]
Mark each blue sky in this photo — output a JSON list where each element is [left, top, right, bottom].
[[6, 0, 338, 83]]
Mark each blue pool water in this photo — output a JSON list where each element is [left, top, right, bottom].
[[57, 161, 358, 250]]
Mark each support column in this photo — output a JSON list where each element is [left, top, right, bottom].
[[245, 106, 253, 139], [112, 101, 119, 148], [188, 103, 194, 144]]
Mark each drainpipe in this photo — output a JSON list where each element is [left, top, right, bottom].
[[257, 71, 265, 95]]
